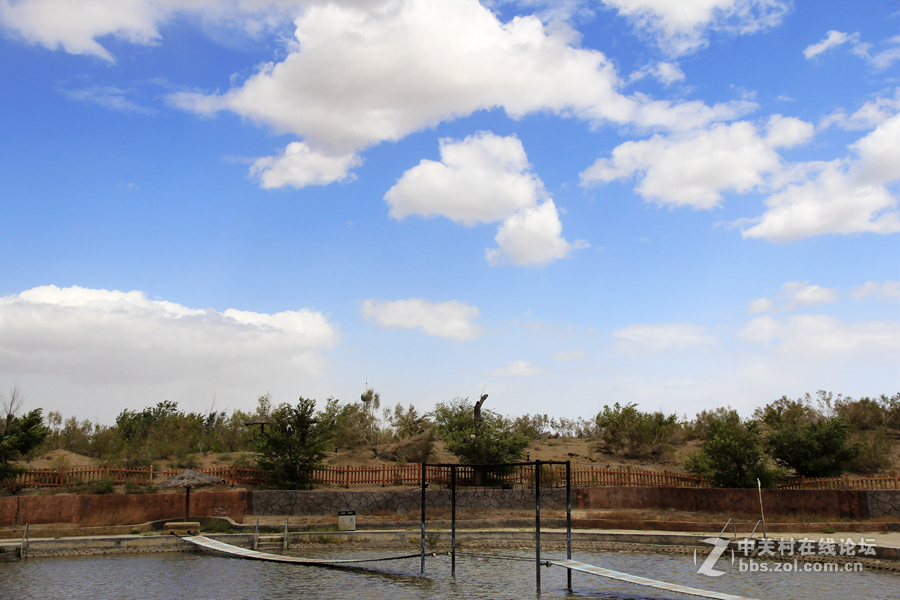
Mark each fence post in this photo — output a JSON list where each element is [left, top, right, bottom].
[[232, 463, 236, 487], [382, 463, 386, 487], [149, 464, 153, 485], [345, 466, 350, 489], [894, 471, 898, 490], [664, 469, 669, 487]]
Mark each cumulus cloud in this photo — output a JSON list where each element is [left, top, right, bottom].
[[742, 113, 900, 241], [852, 281, 900, 301], [599, 0, 790, 56], [487, 200, 588, 266], [250, 142, 363, 188], [360, 298, 483, 341], [168, 0, 756, 187], [388, 132, 585, 266], [385, 132, 545, 226], [581, 117, 813, 209], [737, 314, 900, 357], [613, 323, 717, 354], [0, 285, 339, 387], [491, 360, 543, 377]]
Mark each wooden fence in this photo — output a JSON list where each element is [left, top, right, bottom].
[[7, 464, 899, 491], [778, 471, 900, 490]]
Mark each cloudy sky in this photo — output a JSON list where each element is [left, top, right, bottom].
[[1, 0, 898, 424]]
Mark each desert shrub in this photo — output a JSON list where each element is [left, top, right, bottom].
[[201, 519, 234, 534], [88, 479, 116, 494], [595, 403, 682, 458], [124, 481, 156, 494], [847, 430, 893, 474], [688, 407, 742, 440]]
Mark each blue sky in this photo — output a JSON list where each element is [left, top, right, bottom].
[[1, 0, 898, 424]]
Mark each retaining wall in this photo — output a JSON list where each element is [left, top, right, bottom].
[[0, 491, 248, 527], [2, 487, 897, 527], [575, 487, 900, 519], [250, 488, 570, 517]]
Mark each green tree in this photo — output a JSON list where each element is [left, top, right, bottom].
[[595, 403, 682, 459], [684, 413, 782, 488], [767, 417, 861, 478], [431, 397, 529, 465], [2, 386, 50, 484], [255, 397, 335, 490]]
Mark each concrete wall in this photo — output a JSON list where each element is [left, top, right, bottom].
[[3, 487, 897, 526], [250, 488, 570, 517]]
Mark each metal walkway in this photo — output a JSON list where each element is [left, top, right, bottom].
[[550, 559, 760, 600], [183, 535, 421, 565]]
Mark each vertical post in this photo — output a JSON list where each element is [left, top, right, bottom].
[[149, 464, 153, 485], [283, 516, 289, 550], [232, 463, 236, 487], [420, 463, 426, 577], [346, 465, 350, 489], [535, 459, 541, 594], [451, 465, 457, 576], [253, 518, 259, 551], [382, 463, 386, 488], [566, 460, 572, 590], [21, 523, 28, 559]]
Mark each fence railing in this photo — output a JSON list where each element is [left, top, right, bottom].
[[7, 464, 899, 492], [778, 471, 900, 490]]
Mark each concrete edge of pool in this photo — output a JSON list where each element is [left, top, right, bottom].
[[3, 528, 900, 570]]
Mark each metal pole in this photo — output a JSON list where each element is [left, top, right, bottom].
[[535, 459, 541, 594], [420, 462, 426, 577], [566, 460, 572, 590], [253, 518, 259, 551], [451, 464, 457, 576], [283, 516, 289, 551]]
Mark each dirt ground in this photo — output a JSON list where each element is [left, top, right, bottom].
[[16, 434, 900, 497]]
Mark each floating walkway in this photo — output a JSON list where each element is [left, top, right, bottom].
[[550, 559, 760, 600], [183, 535, 421, 565]]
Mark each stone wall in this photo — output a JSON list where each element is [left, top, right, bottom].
[[250, 488, 571, 517], [576, 487, 900, 520], [868, 491, 900, 518]]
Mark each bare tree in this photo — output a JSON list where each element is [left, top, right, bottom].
[[1, 384, 24, 437]]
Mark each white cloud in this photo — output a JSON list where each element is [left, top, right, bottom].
[[554, 349, 585, 361], [360, 298, 483, 341], [737, 314, 900, 357], [387, 132, 585, 266], [0, 284, 339, 387], [852, 281, 900, 301], [613, 323, 717, 354], [0, 0, 304, 63], [168, 0, 757, 187], [249, 142, 363, 188], [629, 61, 685, 86], [491, 360, 543, 377], [486, 200, 587, 266], [803, 30, 856, 60], [748, 297, 773, 314], [781, 281, 839, 308], [821, 89, 900, 131], [599, 0, 790, 56], [385, 132, 544, 226], [743, 114, 900, 241], [804, 30, 900, 71], [581, 117, 813, 209]]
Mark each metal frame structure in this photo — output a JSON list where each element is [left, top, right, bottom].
[[419, 460, 572, 594]]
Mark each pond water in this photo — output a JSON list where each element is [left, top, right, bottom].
[[1, 548, 898, 600]]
